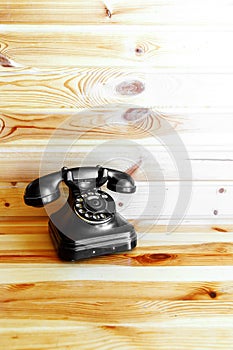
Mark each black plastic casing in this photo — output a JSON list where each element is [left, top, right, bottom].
[[48, 201, 137, 261]]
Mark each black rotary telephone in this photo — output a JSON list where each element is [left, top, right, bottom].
[[24, 166, 137, 261]]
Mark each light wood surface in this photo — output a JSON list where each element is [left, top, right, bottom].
[[1, 0, 233, 26], [1, 143, 233, 182], [1, 108, 233, 143], [1, 27, 233, 69], [1, 219, 233, 349], [1, 69, 233, 112], [1, 181, 233, 223], [1, 0, 233, 348]]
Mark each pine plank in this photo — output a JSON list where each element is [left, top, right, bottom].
[[1, 4, 233, 348], [1, 322, 233, 349], [1, 109, 233, 143], [1, 143, 233, 182], [1, 222, 233, 348], [1, 69, 233, 114], [0, 218, 231, 234], [3, 263, 233, 283], [1, 181, 233, 222], [0, 224, 233, 280], [1, 27, 233, 68], [1, 219, 233, 266], [0, 280, 232, 301], [2, 241, 233, 266], [4, 298, 233, 323], [1, 0, 233, 26]]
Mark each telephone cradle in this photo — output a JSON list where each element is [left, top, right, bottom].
[[24, 166, 137, 261]]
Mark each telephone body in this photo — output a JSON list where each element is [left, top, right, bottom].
[[24, 166, 137, 261]]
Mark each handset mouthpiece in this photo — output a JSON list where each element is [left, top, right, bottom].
[[24, 170, 63, 207], [106, 168, 136, 194]]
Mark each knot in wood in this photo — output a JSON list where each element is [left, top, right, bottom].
[[0, 118, 5, 134], [123, 108, 150, 122], [135, 46, 144, 56], [105, 7, 112, 18], [116, 80, 145, 96], [0, 53, 13, 67], [209, 291, 217, 299]]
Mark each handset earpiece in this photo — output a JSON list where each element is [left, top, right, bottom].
[[24, 170, 63, 207], [106, 168, 136, 194]]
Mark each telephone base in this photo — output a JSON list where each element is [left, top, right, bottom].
[[48, 219, 137, 261]]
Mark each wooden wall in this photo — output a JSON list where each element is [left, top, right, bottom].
[[1, 0, 233, 226], [2, 2, 233, 349]]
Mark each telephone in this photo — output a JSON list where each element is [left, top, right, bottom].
[[24, 166, 137, 261]]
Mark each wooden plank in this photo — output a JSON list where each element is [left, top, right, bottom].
[[1, 220, 233, 349], [0, 322, 233, 350], [1, 69, 233, 113], [1, 143, 233, 182], [0, 218, 233, 268], [3, 299, 233, 324], [1, 109, 233, 143], [1, 27, 233, 68], [0, 218, 231, 233], [1, 280, 233, 301], [1, 2, 233, 349], [2, 238, 233, 266], [1, 219, 233, 265], [1, 0, 233, 26], [3, 232, 233, 249], [1, 181, 233, 222], [3, 263, 233, 283], [1, 322, 233, 350]]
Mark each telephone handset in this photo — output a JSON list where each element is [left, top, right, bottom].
[[24, 166, 137, 261]]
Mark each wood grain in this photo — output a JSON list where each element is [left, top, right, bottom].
[[1, 219, 233, 348], [1, 0, 233, 26], [0, 219, 233, 266], [1, 215, 233, 350], [1, 109, 233, 143], [1, 28, 233, 69], [1, 280, 232, 302], [1, 69, 233, 114], [3, 297, 233, 323], [1, 181, 233, 223], [0, 223, 233, 266], [0, 67, 146, 109], [1, 1, 233, 347], [1, 142, 233, 182], [1, 219, 233, 267], [1, 322, 233, 350], [1, 217, 231, 233], [2, 240, 233, 266], [0, 108, 233, 143]]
